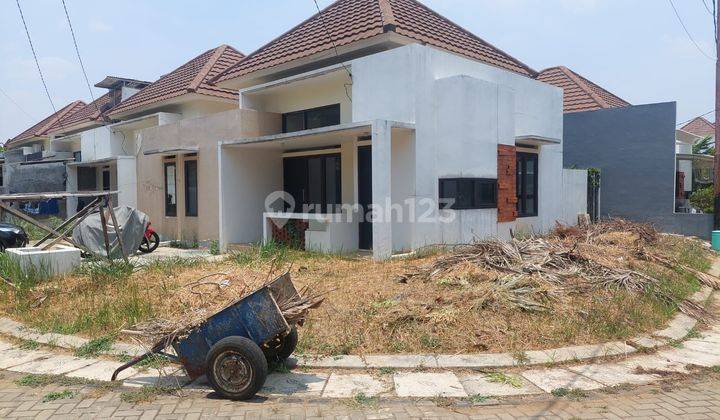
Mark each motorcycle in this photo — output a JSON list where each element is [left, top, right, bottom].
[[138, 222, 160, 253]]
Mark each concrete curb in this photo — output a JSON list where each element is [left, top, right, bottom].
[[0, 286, 712, 370]]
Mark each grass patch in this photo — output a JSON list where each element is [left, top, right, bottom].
[[551, 387, 587, 400], [379, 367, 395, 375], [75, 260, 135, 284], [18, 339, 40, 350], [712, 366, 720, 373], [42, 390, 74, 402], [209, 240, 220, 255], [15, 374, 54, 387], [512, 350, 529, 365], [484, 372, 523, 388], [75, 335, 114, 358], [0, 252, 49, 290], [14, 373, 112, 389], [5, 215, 62, 241], [466, 394, 489, 404], [0, 225, 713, 355], [120, 386, 174, 404], [117, 353, 171, 370], [350, 392, 378, 408], [168, 240, 199, 249]]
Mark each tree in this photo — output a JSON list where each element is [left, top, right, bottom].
[[690, 186, 714, 213], [693, 135, 715, 155]]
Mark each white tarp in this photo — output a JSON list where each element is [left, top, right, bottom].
[[72, 206, 149, 259]]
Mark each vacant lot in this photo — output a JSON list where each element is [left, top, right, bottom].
[[0, 221, 714, 356]]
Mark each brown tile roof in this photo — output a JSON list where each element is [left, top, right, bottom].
[[47, 92, 114, 134], [6, 100, 86, 147], [213, 0, 535, 84], [108, 45, 245, 117], [681, 117, 715, 138], [536, 66, 630, 113]]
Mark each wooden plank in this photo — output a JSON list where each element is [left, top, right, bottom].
[[99, 205, 111, 259], [0, 203, 72, 246], [106, 198, 129, 263], [0, 191, 119, 201], [36, 197, 102, 246], [41, 200, 102, 251]]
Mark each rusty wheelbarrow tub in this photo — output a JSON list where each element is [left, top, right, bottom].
[[112, 273, 301, 400]]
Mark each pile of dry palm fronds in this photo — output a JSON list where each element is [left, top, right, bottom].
[[397, 219, 718, 320]]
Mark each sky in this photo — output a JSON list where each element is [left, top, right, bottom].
[[0, 0, 716, 141]]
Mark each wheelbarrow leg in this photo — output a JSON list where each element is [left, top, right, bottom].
[[112, 351, 155, 381]]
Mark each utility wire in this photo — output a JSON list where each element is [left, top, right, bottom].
[[667, 0, 715, 60], [702, 0, 714, 15], [15, 0, 58, 114], [61, 0, 97, 110], [0, 86, 36, 122], [312, 0, 353, 102], [677, 109, 715, 126]]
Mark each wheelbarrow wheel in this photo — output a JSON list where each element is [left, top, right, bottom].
[[206, 336, 267, 400]]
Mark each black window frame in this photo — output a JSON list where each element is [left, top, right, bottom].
[[184, 159, 198, 217], [283, 153, 342, 213], [516, 152, 539, 218], [102, 168, 111, 191], [439, 178, 498, 210], [282, 104, 341, 133], [164, 161, 177, 217]]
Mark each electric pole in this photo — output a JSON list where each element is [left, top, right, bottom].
[[714, 1, 720, 228]]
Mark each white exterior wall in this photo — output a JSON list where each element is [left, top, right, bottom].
[[240, 70, 353, 125], [80, 127, 133, 161], [219, 147, 283, 248], [678, 159, 693, 192], [116, 156, 137, 209], [350, 44, 564, 249]]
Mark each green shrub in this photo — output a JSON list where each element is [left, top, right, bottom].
[[689, 186, 714, 213]]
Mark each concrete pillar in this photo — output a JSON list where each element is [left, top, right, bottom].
[[66, 165, 78, 217], [116, 157, 137, 209], [371, 120, 392, 260]]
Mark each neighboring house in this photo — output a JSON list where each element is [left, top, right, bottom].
[[106, 45, 278, 242], [538, 66, 713, 238], [675, 116, 714, 209], [212, 0, 586, 259], [2, 100, 86, 214]]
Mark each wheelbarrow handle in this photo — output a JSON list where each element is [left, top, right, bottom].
[[111, 351, 155, 381]]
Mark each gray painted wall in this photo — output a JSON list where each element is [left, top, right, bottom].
[[563, 102, 713, 239], [6, 161, 67, 194]]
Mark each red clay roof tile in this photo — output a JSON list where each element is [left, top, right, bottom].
[[7, 100, 86, 146], [47, 92, 114, 134], [536, 66, 630, 113], [108, 45, 244, 117], [681, 117, 715, 138], [213, 0, 535, 83]]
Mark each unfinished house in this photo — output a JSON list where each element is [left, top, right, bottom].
[[2, 101, 86, 215], [537, 66, 713, 238], [214, 0, 587, 259]]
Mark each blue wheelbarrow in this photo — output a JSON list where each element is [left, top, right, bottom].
[[112, 273, 301, 400]]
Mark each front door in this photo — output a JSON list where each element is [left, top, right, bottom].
[[357, 145, 372, 250]]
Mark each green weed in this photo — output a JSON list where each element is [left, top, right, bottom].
[[75, 335, 114, 358], [120, 386, 174, 403], [42, 390, 74, 402], [551, 387, 587, 400], [466, 394, 489, 404], [351, 392, 378, 407], [18, 339, 40, 350], [484, 372, 523, 388]]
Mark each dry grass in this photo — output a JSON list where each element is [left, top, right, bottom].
[[0, 221, 715, 356]]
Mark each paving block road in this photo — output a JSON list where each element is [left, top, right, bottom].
[[1, 369, 720, 419]]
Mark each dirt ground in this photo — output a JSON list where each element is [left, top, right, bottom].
[[0, 222, 714, 356]]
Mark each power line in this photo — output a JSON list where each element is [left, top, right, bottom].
[[667, 0, 715, 60], [0, 86, 36, 122], [677, 109, 715, 126], [61, 0, 98, 112], [702, 0, 713, 15], [312, 0, 353, 102], [15, 0, 58, 114]]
